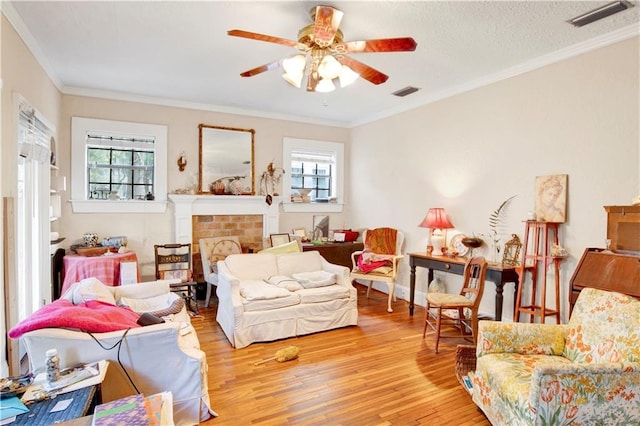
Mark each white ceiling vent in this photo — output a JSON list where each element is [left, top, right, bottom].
[[568, 1, 634, 27], [392, 86, 420, 97]]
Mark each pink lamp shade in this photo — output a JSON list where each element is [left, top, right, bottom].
[[419, 208, 454, 230], [419, 208, 454, 256]]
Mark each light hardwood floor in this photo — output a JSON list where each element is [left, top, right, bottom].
[[193, 284, 491, 425]]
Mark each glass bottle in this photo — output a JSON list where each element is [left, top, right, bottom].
[[45, 348, 60, 383]]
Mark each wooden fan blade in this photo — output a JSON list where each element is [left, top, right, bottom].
[[239, 59, 283, 78], [337, 56, 388, 85], [339, 37, 417, 53], [313, 5, 344, 47], [228, 29, 298, 48]]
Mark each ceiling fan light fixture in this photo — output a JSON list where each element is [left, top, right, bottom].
[[283, 54, 306, 75], [315, 78, 335, 93], [338, 65, 359, 88], [318, 54, 342, 80], [282, 71, 303, 88]]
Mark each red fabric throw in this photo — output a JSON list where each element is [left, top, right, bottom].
[[364, 228, 397, 255], [8, 299, 141, 339], [357, 255, 388, 273]]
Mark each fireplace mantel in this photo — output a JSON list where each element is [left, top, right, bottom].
[[168, 194, 280, 244]]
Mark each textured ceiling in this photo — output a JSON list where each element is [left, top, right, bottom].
[[5, 1, 639, 127]]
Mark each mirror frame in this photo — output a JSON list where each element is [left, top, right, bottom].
[[198, 124, 255, 195]]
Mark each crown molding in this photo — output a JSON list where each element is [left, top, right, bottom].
[[62, 86, 350, 128], [2, 2, 63, 91], [4, 2, 638, 129], [351, 24, 639, 128]]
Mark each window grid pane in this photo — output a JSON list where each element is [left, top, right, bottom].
[[88, 147, 154, 200], [291, 161, 332, 200]]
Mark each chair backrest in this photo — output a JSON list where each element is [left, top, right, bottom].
[[362, 227, 404, 256], [564, 287, 640, 364], [460, 257, 488, 308], [154, 243, 193, 282], [199, 236, 242, 275]]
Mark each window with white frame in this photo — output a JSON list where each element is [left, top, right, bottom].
[[86, 134, 155, 200], [282, 137, 344, 213], [71, 117, 167, 213]]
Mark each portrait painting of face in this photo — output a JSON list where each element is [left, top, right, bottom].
[[535, 174, 568, 223]]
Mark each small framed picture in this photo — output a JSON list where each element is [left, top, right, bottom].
[[535, 174, 568, 223], [270, 233, 291, 247]]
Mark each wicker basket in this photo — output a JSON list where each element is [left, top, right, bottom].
[[455, 344, 477, 391]]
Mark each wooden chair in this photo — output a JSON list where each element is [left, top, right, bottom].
[[154, 243, 198, 313], [350, 228, 404, 313], [199, 236, 242, 308], [423, 256, 487, 353]]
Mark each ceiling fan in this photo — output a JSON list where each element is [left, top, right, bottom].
[[228, 5, 417, 93]]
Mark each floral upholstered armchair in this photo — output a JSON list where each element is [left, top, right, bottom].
[[471, 287, 640, 426]]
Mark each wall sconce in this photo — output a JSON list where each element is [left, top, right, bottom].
[[177, 152, 187, 172], [419, 208, 455, 256]]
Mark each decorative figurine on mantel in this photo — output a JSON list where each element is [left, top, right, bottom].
[[260, 162, 285, 205]]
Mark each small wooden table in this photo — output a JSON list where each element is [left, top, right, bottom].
[[61, 251, 139, 296], [409, 252, 519, 321]]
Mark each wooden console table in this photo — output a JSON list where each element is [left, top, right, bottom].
[[302, 241, 364, 268], [409, 253, 519, 321]]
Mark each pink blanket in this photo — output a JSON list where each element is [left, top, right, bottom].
[[8, 299, 141, 339]]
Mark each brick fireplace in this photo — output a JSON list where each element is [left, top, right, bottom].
[[191, 214, 263, 254], [169, 194, 279, 250], [168, 194, 280, 281]]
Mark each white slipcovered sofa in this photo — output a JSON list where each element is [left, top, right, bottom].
[[216, 251, 358, 348], [16, 280, 213, 425]]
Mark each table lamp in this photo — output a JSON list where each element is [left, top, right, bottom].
[[419, 208, 454, 255]]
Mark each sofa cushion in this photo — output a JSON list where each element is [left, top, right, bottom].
[[297, 285, 350, 304], [276, 252, 325, 276], [264, 275, 303, 291], [474, 352, 572, 424], [71, 278, 117, 305], [240, 280, 292, 301], [259, 241, 301, 253], [564, 288, 640, 364], [292, 271, 336, 288], [242, 293, 300, 312], [224, 254, 279, 280], [117, 292, 184, 317]]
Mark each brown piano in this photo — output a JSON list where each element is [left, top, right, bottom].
[[569, 248, 640, 314]]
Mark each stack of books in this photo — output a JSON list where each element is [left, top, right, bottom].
[[92, 392, 173, 426]]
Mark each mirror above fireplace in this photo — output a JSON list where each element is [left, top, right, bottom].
[[198, 124, 255, 194]]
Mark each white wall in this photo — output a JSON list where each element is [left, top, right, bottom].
[[348, 37, 639, 322], [58, 96, 349, 276], [1, 14, 63, 374]]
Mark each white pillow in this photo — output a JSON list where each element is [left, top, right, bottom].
[[117, 292, 178, 313], [264, 275, 303, 292], [71, 278, 116, 305], [240, 280, 292, 300], [292, 271, 336, 288]]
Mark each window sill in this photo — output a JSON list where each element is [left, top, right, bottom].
[[281, 202, 344, 213], [70, 199, 168, 214]]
